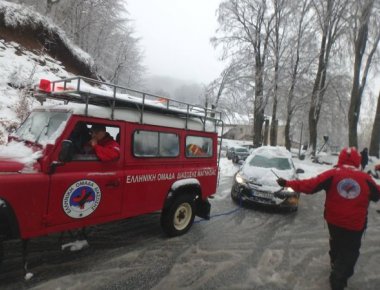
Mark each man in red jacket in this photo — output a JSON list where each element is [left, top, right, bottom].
[[89, 124, 120, 161], [277, 147, 380, 290]]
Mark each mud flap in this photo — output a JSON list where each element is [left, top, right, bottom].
[[196, 198, 211, 220]]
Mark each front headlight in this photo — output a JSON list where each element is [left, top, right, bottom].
[[274, 187, 296, 199], [235, 172, 246, 184], [284, 187, 294, 193]]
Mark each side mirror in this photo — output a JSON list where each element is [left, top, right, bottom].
[[296, 168, 305, 174], [59, 140, 74, 162]]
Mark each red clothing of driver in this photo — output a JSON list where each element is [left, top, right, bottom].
[[285, 147, 380, 231], [92, 133, 120, 161]]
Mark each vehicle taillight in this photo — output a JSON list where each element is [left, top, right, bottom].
[[39, 79, 51, 93]]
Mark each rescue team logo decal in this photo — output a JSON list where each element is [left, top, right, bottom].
[[337, 178, 361, 199], [63, 180, 101, 218]]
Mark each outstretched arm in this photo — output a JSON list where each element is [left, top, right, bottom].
[[282, 170, 334, 194]]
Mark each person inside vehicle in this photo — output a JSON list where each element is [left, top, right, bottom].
[[88, 124, 120, 161], [186, 143, 205, 157], [276, 147, 380, 290], [69, 122, 92, 154]]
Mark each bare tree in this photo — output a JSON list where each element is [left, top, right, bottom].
[[369, 90, 380, 157], [283, 0, 313, 150], [209, 63, 239, 110], [207, 60, 252, 110], [269, 0, 288, 146], [213, 0, 274, 147], [308, 0, 349, 154], [11, 0, 144, 87], [348, 0, 380, 147], [46, 0, 60, 14]]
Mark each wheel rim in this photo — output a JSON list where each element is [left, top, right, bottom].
[[174, 203, 192, 231]]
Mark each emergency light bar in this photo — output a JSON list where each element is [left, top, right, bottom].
[[39, 79, 51, 93], [38, 79, 75, 93]]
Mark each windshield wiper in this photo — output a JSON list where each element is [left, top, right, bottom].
[[35, 116, 51, 143]]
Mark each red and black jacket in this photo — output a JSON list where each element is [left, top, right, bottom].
[[92, 133, 120, 162], [285, 148, 380, 231]]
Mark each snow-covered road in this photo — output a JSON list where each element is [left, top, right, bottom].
[[1, 157, 380, 290]]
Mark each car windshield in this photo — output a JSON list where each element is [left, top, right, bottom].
[[15, 111, 70, 145], [236, 148, 249, 153], [248, 154, 291, 170]]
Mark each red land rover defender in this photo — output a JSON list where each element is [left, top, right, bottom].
[[0, 76, 223, 272]]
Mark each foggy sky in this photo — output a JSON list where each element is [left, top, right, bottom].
[[127, 0, 224, 84]]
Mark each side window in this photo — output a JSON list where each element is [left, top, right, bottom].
[[160, 132, 179, 157], [133, 130, 179, 157], [186, 136, 213, 158], [134, 131, 159, 157], [68, 122, 120, 161]]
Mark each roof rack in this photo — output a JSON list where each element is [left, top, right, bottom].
[[33, 76, 224, 132]]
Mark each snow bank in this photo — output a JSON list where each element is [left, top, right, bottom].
[[0, 141, 42, 166], [61, 240, 89, 252], [0, 0, 102, 143]]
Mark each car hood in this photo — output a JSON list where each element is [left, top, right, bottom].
[[240, 166, 296, 191], [0, 141, 42, 173], [236, 152, 250, 156], [0, 159, 25, 173]]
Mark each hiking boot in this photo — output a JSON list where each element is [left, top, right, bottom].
[[329, 273, 346, 290]]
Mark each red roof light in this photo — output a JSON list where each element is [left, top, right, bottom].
[[39, 79, 51, 93]]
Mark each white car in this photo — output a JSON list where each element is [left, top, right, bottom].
[[231, 146, 304, 211]]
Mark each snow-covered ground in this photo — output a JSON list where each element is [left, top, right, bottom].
[[0, 37, 72, 143], [2, 2, 380, 289], [2, 152, 380, 290]]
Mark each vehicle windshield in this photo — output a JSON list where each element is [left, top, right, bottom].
[[15, 111, 70, 145], [236, 148, 249, 153], [248, 154, 291, 170]]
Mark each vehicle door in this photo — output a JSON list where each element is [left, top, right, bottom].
[[46, 120, 124, 226], [123, 126, 181, 216]]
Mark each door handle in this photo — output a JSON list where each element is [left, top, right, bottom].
[[106, 180, 120, 188]]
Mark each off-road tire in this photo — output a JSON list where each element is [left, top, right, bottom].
[[289, 207, 298, 212], [0, 239, 3, 268], [231, 188, 240, 203], [161, 194, 195, 237]]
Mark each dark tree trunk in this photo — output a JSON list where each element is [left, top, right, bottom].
[[253, 66, 265, 147], [285, 116, 291, 151], [348, 0, 374, 148], [309, 48, 326, 154], [263, 119, 270, 146], [308, 0, 336, 155], [308, 109, 318, 155], [270, 97, 278, 146], [253, 108, 265, 147], [270, 1, 280, 147], [369, 91, 380, 158]]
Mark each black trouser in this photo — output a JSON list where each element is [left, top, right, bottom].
[[327, 223, 364, 290]]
